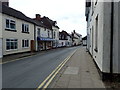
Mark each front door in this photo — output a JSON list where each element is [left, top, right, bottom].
[[0, 39, 2, 58]]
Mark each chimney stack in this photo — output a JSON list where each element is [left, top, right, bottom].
[[36, 14, 41, 20], [0, 0, 9, 6], [73, 30, 75, 33]]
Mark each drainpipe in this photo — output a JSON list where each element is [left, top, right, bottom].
[[110, 1, 114, 80], [34, 24, 36, 51]]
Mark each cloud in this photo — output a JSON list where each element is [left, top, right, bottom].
[[10, 0, 87, 37]]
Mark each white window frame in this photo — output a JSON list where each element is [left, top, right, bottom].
[[6, 19, 16, 30], [22, 39, 29, 48], [6, 38, 18, 51], [22, 24, 29, 33]]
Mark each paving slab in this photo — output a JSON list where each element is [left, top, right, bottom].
[[64, 67, 79, 75]]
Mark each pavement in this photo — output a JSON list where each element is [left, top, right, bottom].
[[49, 47, 105, 88]]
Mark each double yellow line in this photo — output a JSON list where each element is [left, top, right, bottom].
[[36, 49, 77, 90]]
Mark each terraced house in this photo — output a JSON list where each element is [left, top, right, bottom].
[[59, 30, 72, 47], [1, 1, 34, 57], [71, 30, 82, 46], [40, 16, 60, 48], [85, 0, 120, 79], [0, 0, 61, 58], [33, 14, 54, 51]]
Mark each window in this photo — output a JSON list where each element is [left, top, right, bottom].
[[44, 28, 46, 31], [62, 35, 64, 39], [95, 15, 98, 52], [37, 28, 40, 37], [53, 32, 55, 39], [6, 19, 16, 30], [22, 40, 29, 48], [22, 24, 29, 33], [92, 2, 94, 16], [95, 0, 98, 5], [6, 39, 18, 50], [48, 30, 50, 38]]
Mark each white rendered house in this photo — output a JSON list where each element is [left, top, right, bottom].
[[85, 0, 120, 79]]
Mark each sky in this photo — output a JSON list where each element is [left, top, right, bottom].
[[10, 0, 87, 37]]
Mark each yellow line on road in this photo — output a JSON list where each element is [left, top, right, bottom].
[[36, 49, 77, 90], [43, 50, 77, 89], [36, 56, 69, 90]]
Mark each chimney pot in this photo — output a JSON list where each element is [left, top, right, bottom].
[[36, 14, 41, 20], [0, 0, 9, 6], [73, 30, 75, 33]]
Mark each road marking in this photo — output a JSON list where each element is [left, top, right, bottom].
[[1, 53, 45, 64], [36, 57, 68, 90], [36, 49, 77, 90]]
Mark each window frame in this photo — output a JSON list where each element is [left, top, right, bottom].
[[22, 39, 29, 48], [22, 23, 29, 33], [37, 28, 41, 37], [5, 19, 16, 31], [48, 30, 50, 38], [94, 15, 98, 52], [6, 38, 18, 51]]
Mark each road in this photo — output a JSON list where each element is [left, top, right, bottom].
[[2, 46, 79, 88]]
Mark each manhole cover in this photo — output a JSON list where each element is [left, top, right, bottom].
[[64, 67, 79, 75]]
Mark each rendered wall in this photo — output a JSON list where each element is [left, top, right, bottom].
[[2, 14, 34, 55]]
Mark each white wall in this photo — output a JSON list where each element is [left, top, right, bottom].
[[86, 1, 111, 73], [52, 26, 59, 47], [92, 1, 104, 72], [87, 1, 120, 74], [0, 13, 2, 38], [83, 40, 87, 46], [112, 2, 120, 73], [52, 26, 59, 40], [58, 40, 66, 47], [2, 14, 34, 55], [0, 39, 2, 58], [73, 34, 82, 45], [35, 25, 53, 51], [67, 36, 72, 46], [0, 12, 2, 58]]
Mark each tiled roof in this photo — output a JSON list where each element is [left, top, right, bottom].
[[41, 16, 60, 29], [75, 32, 82, 37], [33, 19, 47, 28], [60, 30, 70, 36], [82, 36, 87, 40], [2, 4, 34, 24], [2, 4, 60, 30]]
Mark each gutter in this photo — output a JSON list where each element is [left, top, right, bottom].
[[110, 1, 114, 79]]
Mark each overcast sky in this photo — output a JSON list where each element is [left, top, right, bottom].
[[10, 0, 87, 37]]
